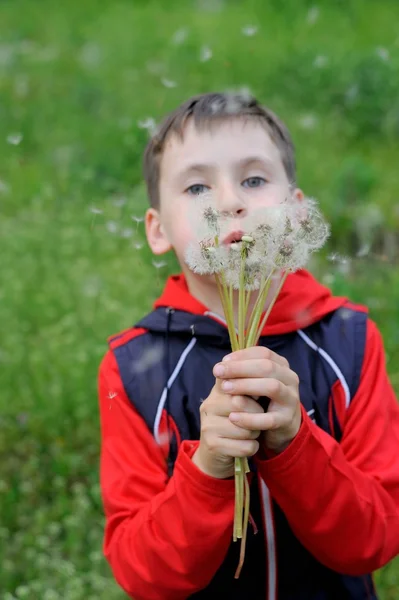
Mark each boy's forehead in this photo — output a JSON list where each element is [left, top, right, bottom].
[[161, 117, 282, 173]]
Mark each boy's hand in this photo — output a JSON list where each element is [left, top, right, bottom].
[[192, 377, 264, 479], [215, 347, 302, 454]]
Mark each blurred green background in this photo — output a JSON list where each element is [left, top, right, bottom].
[[1, 0, 399, 598]]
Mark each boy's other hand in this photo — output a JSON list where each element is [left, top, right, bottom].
[[192, 376, 264, 479], [214, 347, 302, 455]]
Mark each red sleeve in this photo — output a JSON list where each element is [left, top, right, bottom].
[[255, 319, 399, 575], [98, 350, 235, 600]]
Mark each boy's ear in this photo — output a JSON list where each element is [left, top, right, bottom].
[[145, 208, 172, 255]]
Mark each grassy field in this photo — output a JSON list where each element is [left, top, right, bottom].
[[1, 0, 399, 598]]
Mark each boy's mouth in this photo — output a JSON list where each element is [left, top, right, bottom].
[[222, 230, 245, 245]]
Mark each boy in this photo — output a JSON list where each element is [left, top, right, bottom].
[[98, 92, 399, 599]]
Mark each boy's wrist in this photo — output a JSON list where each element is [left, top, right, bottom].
[[192, 447, 234, 479]]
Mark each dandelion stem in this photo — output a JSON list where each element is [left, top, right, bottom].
[[235, 470, 251, 579], [238, 252, 246, 348], [253, 271, 289, 346], [215, 274, 239, 351], [246, 274, 273, 347]]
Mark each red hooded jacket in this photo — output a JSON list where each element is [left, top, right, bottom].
[[98, 270, 399, 599]]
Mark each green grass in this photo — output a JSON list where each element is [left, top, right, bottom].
[[0, 0, 398, 597]]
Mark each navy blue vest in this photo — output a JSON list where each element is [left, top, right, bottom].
[[110, 306, 377, 600]]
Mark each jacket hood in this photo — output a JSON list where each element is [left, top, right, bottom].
[[135, 270, 350, 342]]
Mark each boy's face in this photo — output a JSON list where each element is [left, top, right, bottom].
[[146, 118, 303, 283]]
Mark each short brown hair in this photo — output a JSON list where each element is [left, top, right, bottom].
[[143, 92, 296, 208]]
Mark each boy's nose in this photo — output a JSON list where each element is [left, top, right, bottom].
[[216, 183, 247, 216]]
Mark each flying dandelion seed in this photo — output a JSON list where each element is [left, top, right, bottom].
[[89, 206, 103, 215], [161, 78, 177, 88], [376, 47, 390, 61], [298, 114, 318, 130], [152, 260, 167, 269], [200, 46, 213, 62], [307, 6, 320, 24], [131, 344, 164, 374], [121, 228, 134, 238], [137, 117, 157, 134], [241, 25, 258, 36], [133, 241, 144, 250], [106, 221, 119, 234], [171, 28, 189, 45], [313, 55, 328, 68], [7, 132, 23, 145], [112, 196, 127, 207], [0, 179, 10, 194]]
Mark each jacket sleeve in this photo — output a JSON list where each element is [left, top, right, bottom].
[[98, 350, 235, 600], [255, 318, 399, 575]]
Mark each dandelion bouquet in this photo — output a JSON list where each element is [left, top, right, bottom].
[[185, 193, 329, 577]]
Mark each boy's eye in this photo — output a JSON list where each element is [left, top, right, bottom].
[[186, 184, 210, 196], [242, 177, 267, 189]]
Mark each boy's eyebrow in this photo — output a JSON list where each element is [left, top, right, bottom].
[[176, 156, 274, 179]]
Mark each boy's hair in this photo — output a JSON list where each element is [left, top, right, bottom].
[[143, 91, 296, 209]]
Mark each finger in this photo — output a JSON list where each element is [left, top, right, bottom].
[[214, 359, 298, 386], [202, 392, 263, 418], [221, 378, 294, 405], [229, 410, 288, 431], [205, 416, 260, 440], [208, 436, 260, 458], [223, 346, 289, 368]]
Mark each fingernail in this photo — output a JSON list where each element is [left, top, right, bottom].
[[213, 364, 225, 377], [222, 354, 232, 362], [222, 380, 233, 391]]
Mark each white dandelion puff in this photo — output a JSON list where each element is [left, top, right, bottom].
[[106, 221, 119, 234]]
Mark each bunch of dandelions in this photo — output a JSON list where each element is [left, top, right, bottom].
[[185, 193, 330, 578]]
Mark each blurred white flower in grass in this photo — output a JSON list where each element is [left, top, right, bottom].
[[171, 28, 189, 45], [161, 77, 178, 88], [200, 45, 213, 62], [79, 42, 102, 68], [307, 6, 320, 24], [313, 55, 328, 68], [131, 344, 164, 374], [0, 43, 15, 67], [241, 25, 258, 36], [376, 46, 390, 61], [7, 132, 23, 145]]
